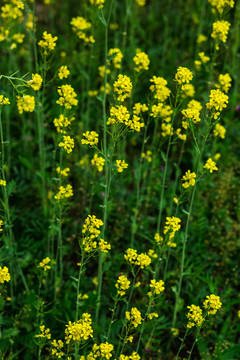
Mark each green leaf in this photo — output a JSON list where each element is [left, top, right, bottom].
[[97, 11, 107, 27]]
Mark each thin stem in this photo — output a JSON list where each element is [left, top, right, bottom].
[[95, 0, 114, 324], [187, 327, 201, 360], [174, 328, 189, 360]]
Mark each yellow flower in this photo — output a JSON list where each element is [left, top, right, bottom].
[[150, 76, 170, 102], [133, 50, 150, 72], [133, 103, 149, 115], [108, 48, 123, 69], [27, 74, 43, 91], [115, 275, 130, 296], [65, 314, 93, 343], [203, 294, 222, 315], [70, 16, 95, 43], [208, 0, 234, 14], [182, 170, 196, 188], [206, 89, 228, 119], [91, 154, 105, 172], [175, 66, 193, 85], [211, 20, 230, 43], [82, 131, 99, 146], [0, 266, 11, 283], [113, 74, 132, 102], [186, 304, 204, 328], [198, 52, 210, 64], [39, 257, 51, 271], [35, 325, 51, 339], [148, 312, 158, 320], [214, 124, 226, 139], [56, 167, 70, 177], [99, 239, 111, 253], [55, 185, 73, 200], [141, 150, 152, 162], [181, 84, 195, 97], [116, 160, 128, 172], [58, 65, 70, 79], [0, 95, 10, 106], [89, 0, 105, 9], [56, 85, 78, 109], [125, 307, 142, 328], [38, 31, 58, 54], [216, 73, 232, 93], [51, 339, 64, 358], [58, 136, 74, 153], [136, 0, 146, 5], [16, 95, 35, 114], [0, 180, 6, 186], [0, 220, 4, 232], [204, 158, 218, 173], [149, 279, 165, 295]]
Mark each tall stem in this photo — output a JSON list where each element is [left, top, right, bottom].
[[95, 0, 114, 323]]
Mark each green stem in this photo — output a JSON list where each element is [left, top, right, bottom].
[[187, 327, 201, 360], [174, 328, 189, 360], [95, 0, 114, 324]]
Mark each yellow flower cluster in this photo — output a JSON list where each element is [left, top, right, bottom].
[[133, 102, 149, 115], [204, 158, 218, 173], [55, 184, 73, 200], [141, 150, 152, 162], [216, 73, 232, 93], [182, 170, 196, 189], [150, 76, 171, 102], [182, 100, 202, 128], [27, 74, 43, 91], [214, 124, 226, 139], [181, 84, 195, 98], [38, 31, 58, 54], [39, 257, 51, 271], [175, 67, 193, 85], [99, 239, 111, 253], [57, 167, 70, 177], [136, 0, 146, 5], [35, 325, 51, 339], [148, 279, 165, 296], [58, 135, 74, 153], [58, 65, 70, 80], [119, 353, 140, 360], [187, 294, 222, 328], [84, 342, 114, 360], [108, 105, 130, 125], [0, 95, 10, 106], [82, 131, 99, 146], [56, 85, 78, 109], [208, 0, 234, 14], [16, 95, 35, 114], [125, 307, 142, 328], [203, 294, 222, 315], [91, 154, 105, 172], [164, 217, 181, 238], [108, 48, 123, 69], [133, 50, 150, 72], [116, 160, 128, 172], [206, 89, 228, 119], [71, 16, 95, 43], [186, 304, 204, 328], [0, 266, 11, 283], [0, 180, 6, 186], [148, 312, 158, 320], [0, 220, 3, 232], [54, 115, 75, 133], [151, 103, 173, 121], [124, 248, 151, 268], [89, 0, 105, 9], [1, 0, 24, 20], [51, 339, 64, 358], [65, 313, 93, 343], [113, 74, 133, 102], [108, 106, 144, 132], [154, 233, 163, 244], [115, 275, 130, 296], [82, 215, 104, 252], [211, 21, 230, 43]]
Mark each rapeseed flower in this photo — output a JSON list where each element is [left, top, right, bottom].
[[113, 74, 132, 102], [38, 31, 58, 54], [115, 275, 130, 296], [82, 131, 99, 146], [58, 65, 70, 79], [133, 50, 150, 72], [58, 135, 74, 153], [16, 95, 35, 114], [203, 294, 222, 315], [0, 266, 10, 283], [186, 304, 204, 328], [125, 307, 142, 328], [27, 73, 42, 91], [182, 170, 196, 188], [204, 158, 218, 173]]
